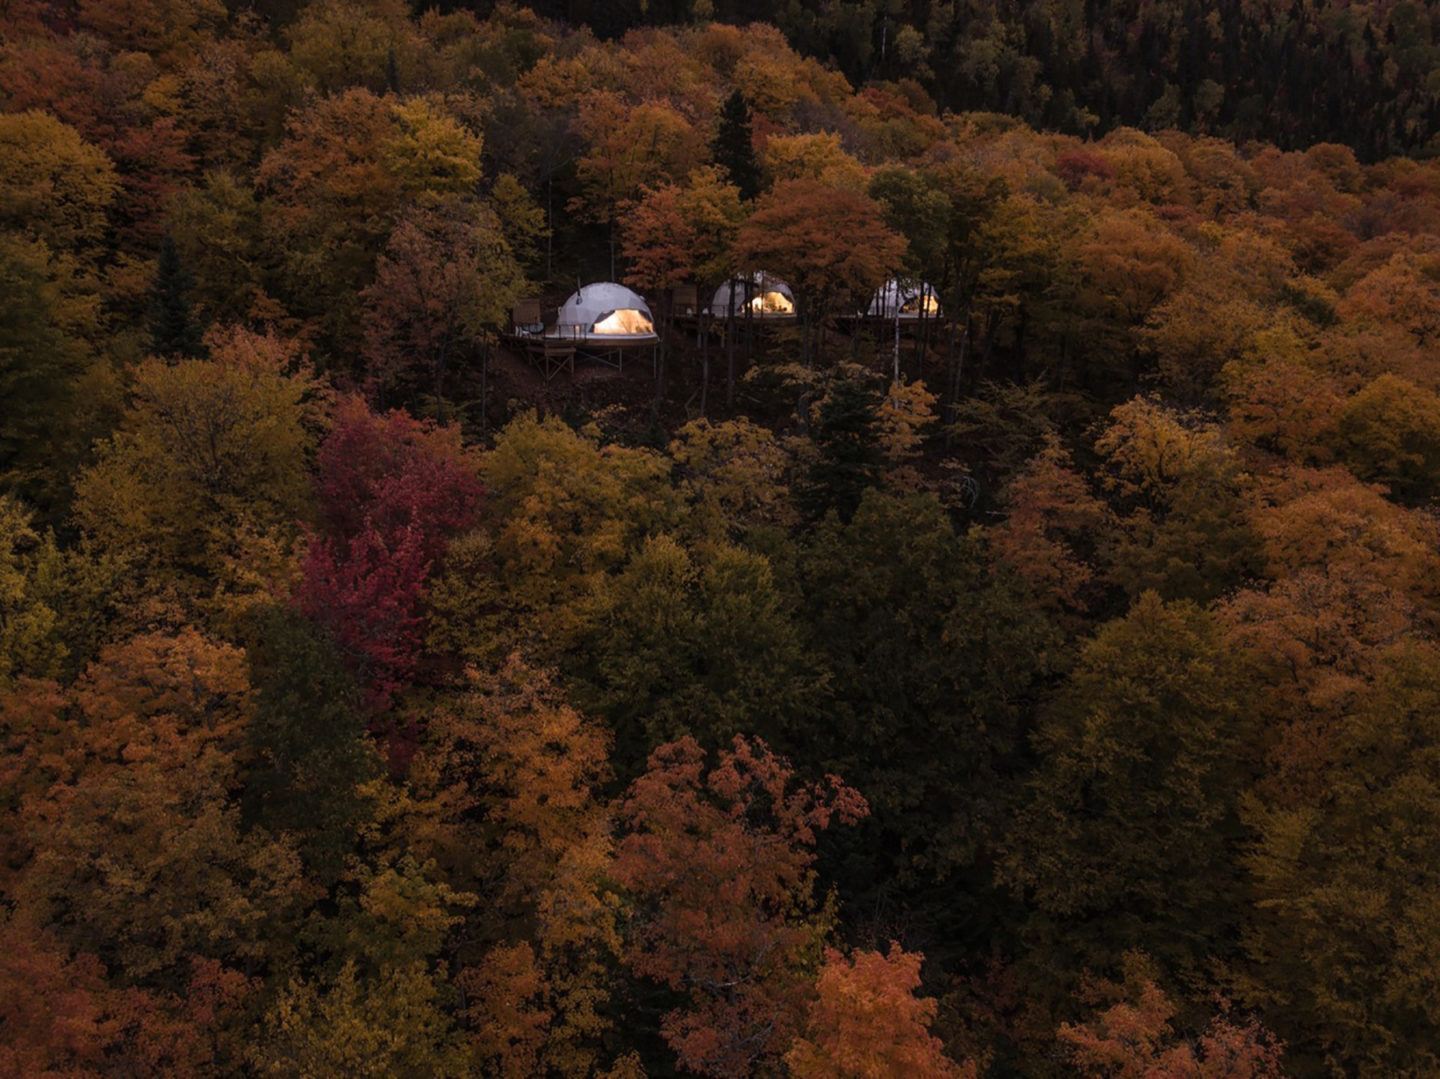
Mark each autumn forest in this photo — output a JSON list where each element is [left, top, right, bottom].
[[4, 0, 1440, 1076]]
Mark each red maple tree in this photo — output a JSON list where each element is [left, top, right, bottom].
[[297, 396, 483, 722]]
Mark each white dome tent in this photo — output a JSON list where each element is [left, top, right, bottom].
[[552, 282, 658, 343], [865, 278, 942, 321], [708, 272, 796, 319]]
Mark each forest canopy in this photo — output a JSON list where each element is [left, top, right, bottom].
[[4, 0, 1440, 1076]]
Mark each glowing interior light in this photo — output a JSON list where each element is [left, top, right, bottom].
[[748, 290, 795, 314], [902, 291, 941, 315], [592, 308, 654, 335]]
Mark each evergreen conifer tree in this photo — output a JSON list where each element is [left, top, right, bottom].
[[799, 375, 883, 522], [149, 234, 204, 358], [711, 89, 761, 201]]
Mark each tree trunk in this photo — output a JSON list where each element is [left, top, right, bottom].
[[892, 305, 901, 382], [700, 310, 710, 417], [653, 294, 669, 423], [916, 291, 932, 382], [979, 310, 997, 385], [743, 275, 755, 372], [944, 305, 972, 444], [725, 281, 738, 409]]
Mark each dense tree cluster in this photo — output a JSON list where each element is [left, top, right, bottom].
[[518, 0, 1440, 161], [6, 0, 1440, 1075]]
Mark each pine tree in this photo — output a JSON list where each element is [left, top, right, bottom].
[[711, 90, 761, 201], [798, 374, 884, 523], [149, 234, 204, 358]]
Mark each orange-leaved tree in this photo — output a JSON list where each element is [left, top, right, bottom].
[[620, 166, 745, 410], [786, 944, 976, 1078], [733, 178, 904, 363], [990, 433, 1112, 615], [1058, 969, 1283, 1078], [614, 735, 867, 1078], [5, 630, 309, 987], [410, 656, 619, 1076]]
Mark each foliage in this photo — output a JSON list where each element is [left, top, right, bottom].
[[254, 960, 468, 1077], [241, 605, 379, 887], [414, 657, 621, 1074], [1001, 593, 1260, 979], [991, 435, 1111, 613], [797, 488, 1057, 888], [1094, 397, 1262, 603], [297, 396, 482, 715], [797, 371, 884, 522], [0, 234, 101, 511], [7, 3, 1440, 1073], [1237, 642, 1440, 1073], [620, 167, 745, 294], [711, 89, 760, 200], [786, 944, 975, 1078], [615, 735, 867, 1077], [73, 327, 320, 626], [0, 110, 118, 255], [150, 234, 205, 359], [428, 412, 680, 665], [570, 533, 815, 760], [0, 497, 67, 687], [4, 630, 309, 986], [733, 179, 904, 354], [361, 200, 523, 406], [1332, 373, 1440, 502], [1058, 959, 1284, 1078]]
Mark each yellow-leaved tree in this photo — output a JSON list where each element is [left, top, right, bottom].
[[73, 326, 323, 629]]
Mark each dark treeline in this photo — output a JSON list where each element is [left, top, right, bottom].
[[498, 0, 1440, 161]]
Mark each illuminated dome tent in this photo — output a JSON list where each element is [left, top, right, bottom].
[[552, 282, 657, 343], [708, 272, 796, 319], [866, 278, 942, 321]]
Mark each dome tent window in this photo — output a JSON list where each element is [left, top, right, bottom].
[[750, 290, 794, 314], [593, 307, 654, 335], [553, 282, 659, 344], [903, 291, 940, 316], [866, 278, 943, 321], [708, 272, 797, 319]]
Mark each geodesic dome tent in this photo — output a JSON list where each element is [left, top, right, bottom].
[[708, 272, 796, 318], [866, 278, 942, 320], [552, 282, 658, 343]]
